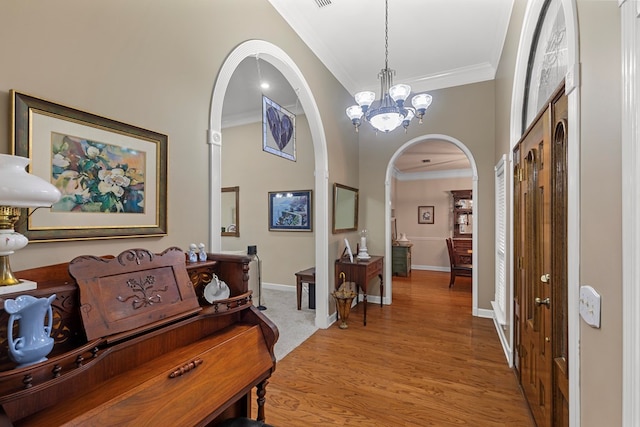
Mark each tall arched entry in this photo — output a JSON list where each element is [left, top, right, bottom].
[[208, 40, 331, 329], [384, 134, 479, 313]]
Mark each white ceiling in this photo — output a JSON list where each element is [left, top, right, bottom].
[[267, 0, 514, 95], [223, 0, 514, 174]]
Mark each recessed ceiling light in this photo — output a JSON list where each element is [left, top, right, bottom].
[[261, 82, 270, 89]]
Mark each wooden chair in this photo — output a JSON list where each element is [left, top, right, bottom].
[[446, 238, 472, 287]]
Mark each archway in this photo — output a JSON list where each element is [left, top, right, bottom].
[[384, 134, 479, 312], [208, 40, 331, 329]]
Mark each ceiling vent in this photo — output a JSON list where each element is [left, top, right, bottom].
[[314, 0, 332, 8]]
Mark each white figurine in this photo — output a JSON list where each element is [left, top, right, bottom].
[[198, 243, 207, 262], [188, 243, 198, 263]]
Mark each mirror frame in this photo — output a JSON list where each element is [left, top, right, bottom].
[[221, 186, 240, 237], [332, 183, 359, 234]]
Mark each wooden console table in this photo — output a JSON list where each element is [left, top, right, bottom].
[[334, 256, 383, 326]]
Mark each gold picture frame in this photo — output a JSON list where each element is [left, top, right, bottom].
[[11, 91, 168, 242]]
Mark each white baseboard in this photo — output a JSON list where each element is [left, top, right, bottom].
[[263, 282, 295, 292], [365, 294, 383, 305], [493, 315, 512, 366], [411, 265, 450, 272], [476, 308, 493, 319]]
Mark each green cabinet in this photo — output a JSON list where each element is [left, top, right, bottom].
[[392, 244, 412, 277]]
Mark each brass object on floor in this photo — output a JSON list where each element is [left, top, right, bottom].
[[333, 272, 357, 329]]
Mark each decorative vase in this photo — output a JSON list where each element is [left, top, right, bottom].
[[5, 294, 56, 368]]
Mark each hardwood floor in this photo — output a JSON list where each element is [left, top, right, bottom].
[[257, 270, 534, 426]]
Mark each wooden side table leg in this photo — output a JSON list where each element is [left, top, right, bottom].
[[296, 277, 302, 310], [256, 378, 268, 422], [363, 292, 367, 326], [379, 273, 383, 307]]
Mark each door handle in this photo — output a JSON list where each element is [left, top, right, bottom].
[[535, 297, 550, 307], [540, 273, 550, 283]]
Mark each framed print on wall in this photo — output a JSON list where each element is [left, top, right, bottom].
[[418, 205, 435, 224], [12, 91, 168, 242], [262, 95, 296, 161], [268, 190, 312, 231]]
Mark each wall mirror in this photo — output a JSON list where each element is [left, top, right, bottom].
[[332, 183, 359, 234], [221, 186, 239, 237]]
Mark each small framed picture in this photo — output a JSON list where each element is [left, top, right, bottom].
[[418, 205, 435, 224], [268, 190, 312, 231]]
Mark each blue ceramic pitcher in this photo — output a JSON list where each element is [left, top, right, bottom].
[[5, 294, 56, 368]]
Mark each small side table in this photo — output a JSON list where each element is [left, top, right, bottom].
[[334, 256, 383, 326], [295, 267, 316, 310]]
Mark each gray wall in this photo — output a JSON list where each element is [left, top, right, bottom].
[[221, 116, 315, 287], [395, 176, 473, 269], [358, 80, 496, 306], [577, 2, 622, 425], [0, 0, 358, 299]]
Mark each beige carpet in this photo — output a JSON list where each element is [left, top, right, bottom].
[[260, 287, 318, 361]]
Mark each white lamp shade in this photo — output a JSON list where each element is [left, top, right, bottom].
[[369, 111, 404, 133], [0, 154, 61, 208], [389, 84, 411, 103], [411, 93, 433, 110], [404, 108, 415, 122], [354, 91, 376, 108], [345, 105, 363, 120]]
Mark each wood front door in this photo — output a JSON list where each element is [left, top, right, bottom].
[[514, 86, 569, 427]]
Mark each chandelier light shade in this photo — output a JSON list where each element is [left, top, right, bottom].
[[346, 0, 432, 133], [0, 153, 61, 294]]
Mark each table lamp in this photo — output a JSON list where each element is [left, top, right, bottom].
[[0, 154, 61, 295], [357, 229, 370, 260]]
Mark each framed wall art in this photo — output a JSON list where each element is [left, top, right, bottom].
[[262, 95, 296, 161], [12, 91, 168, 242], [418, 205, 435, 224], [268, 190, 312, 231]]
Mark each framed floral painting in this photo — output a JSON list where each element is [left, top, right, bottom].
[[12, 91, 168, 241], [268, 190, 312, 231]]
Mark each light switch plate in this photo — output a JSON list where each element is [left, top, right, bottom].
[[579, 285, 601, 328]]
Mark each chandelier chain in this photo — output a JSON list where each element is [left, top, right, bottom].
[[345, 0, 432, 133], [384, 0, 389, 70]]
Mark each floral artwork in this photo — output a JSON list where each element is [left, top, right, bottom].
[[268, 190, 312, 231], [51, 132, 146, 213]]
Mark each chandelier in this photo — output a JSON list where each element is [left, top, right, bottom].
[[345, 0, 432, 133]]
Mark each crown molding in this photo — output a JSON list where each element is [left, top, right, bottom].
[[394, 168, 472, 181]]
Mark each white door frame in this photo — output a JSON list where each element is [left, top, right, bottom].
[[620, 1, 640, 425]]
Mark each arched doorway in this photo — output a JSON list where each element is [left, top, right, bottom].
[[384, 134, 479, 312], [208, 40, 331, 329]]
